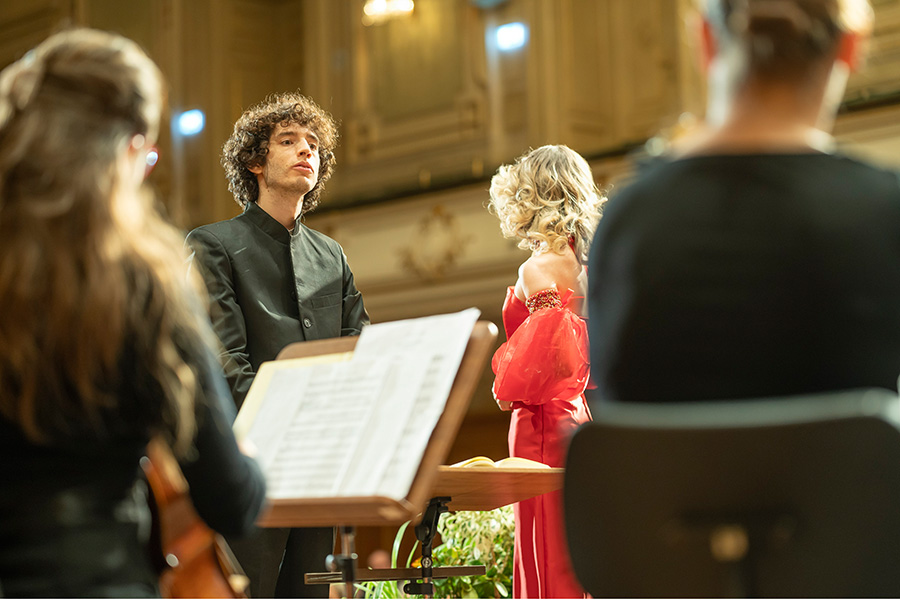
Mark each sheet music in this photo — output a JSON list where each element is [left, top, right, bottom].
[[243, 367, 312, 481], [374, 354, 453, 496], [238, 308, 480, 501], [248, 359, 388, 499], [354, 308, 481, 498], [337, 354, 428, 496], [352, 308, 480, 365]]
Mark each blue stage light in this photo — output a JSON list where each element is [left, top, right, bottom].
[[176, 109, 205, 136], [496, 22, 528, 52]]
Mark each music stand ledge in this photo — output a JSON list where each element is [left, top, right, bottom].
[[433, 465, 564, 512]]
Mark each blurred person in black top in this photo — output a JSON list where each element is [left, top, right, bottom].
[[0, 28, 265, 597], [588, 0, 900, 404]]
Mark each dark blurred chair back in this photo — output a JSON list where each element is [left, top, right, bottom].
[[564, 388, 900, 597]]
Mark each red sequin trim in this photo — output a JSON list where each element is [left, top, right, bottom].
[[525, 288, 562, 313]]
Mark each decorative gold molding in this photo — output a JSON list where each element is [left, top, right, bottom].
[[398, 205, 474, 282]]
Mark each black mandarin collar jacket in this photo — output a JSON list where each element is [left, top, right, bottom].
[[186, 201, 370, 408]]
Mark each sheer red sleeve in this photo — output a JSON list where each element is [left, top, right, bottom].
[[491, 289, 590, 406]]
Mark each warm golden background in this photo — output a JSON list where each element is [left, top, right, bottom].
[[3, 0, 900, 560]]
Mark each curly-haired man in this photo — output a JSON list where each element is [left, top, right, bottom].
[[186, 92, 369, 598]]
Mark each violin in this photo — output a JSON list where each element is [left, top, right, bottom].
[[142, 439, 249, 599]]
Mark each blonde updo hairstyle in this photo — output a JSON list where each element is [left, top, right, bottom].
[[489, 145, 605, 263]]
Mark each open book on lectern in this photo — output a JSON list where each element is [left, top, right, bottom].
[[233, 308, 495, 527]]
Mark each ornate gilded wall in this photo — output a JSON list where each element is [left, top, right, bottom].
[[4, 0, 900, 559], [2, 0, 900, 423], [297, 0, 684, 210]]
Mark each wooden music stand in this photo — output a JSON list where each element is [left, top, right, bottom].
[[243, 320, 498, 597], [256, 320, 497, 528]]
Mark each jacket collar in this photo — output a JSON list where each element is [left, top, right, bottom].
[[244, 201, 304, 244]]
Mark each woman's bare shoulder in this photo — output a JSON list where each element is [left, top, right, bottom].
[[520, 251, 581, 297]]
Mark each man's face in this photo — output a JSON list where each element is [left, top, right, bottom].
[[250, 122, 320, 199]]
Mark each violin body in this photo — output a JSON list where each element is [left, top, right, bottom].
[[143, 439, 249, 599]]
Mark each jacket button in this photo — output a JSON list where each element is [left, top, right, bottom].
[[303, 318, 312, 328]]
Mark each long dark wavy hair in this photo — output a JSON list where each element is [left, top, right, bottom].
[[0, 29, 211, 453]]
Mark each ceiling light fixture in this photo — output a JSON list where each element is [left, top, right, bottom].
[[362, 0, 415, 26]]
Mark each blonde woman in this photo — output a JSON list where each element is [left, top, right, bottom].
[[489, 145, 605, 598], [0, 29, 265, 597]]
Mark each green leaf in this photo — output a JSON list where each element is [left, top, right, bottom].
[[405, 539, 420, 569], [391, 520, 411, 568]]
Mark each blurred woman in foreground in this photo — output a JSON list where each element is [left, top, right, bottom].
[[0, 29, 265, 597]]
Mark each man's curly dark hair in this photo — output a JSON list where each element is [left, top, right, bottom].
[[221, 92, 338, 214]]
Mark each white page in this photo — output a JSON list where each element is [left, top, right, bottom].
[[353, 309, 481, 498], [247, 358, 388, 499], [233, 353, 353, 444], [244, 368, 311, 476], [337, 353, 429, 496], [353, 308, 480, 365], [374, 353, 455, 497]]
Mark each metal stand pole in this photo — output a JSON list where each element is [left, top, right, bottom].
[[326, 525, 357, 599], [404, 497, 450, 599]]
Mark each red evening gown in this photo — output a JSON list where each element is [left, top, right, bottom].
[[492, 286, 592, 598]]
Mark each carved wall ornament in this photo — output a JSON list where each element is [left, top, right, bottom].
[[399, 204, 473, 282]]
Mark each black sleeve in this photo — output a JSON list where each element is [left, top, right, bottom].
[[339, 249, 370, 336], [179, 343, 267, 538], [185, 228, 256, 408]]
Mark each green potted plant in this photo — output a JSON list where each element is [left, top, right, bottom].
[[357, 506, 514, 599]]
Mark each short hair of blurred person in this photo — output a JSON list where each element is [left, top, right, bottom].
[[697, 0, 873, 136], [700, 0, 871, 75], [0, 28, 204, 452], [221, 91, 338, 215]]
